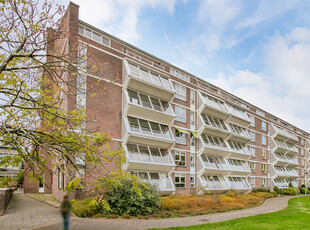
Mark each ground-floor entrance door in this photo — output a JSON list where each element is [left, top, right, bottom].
[[38, 178, 44, 193]]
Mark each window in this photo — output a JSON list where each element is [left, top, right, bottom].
[[248, 146, 255, 157], [190, 90, 195, 104], [190, 153, 195, 167], [170, 68, 190, 82], [249, 115, 255, 127], [249, 131, 255, 142], [262, 149, 267, 159], [58, 168, 63, 189], [261, 164, 267, 173], [301, 149, 305, 156], [249, 162, 255, 172], [175, 105, 186, 123], [301, 169, 305, 176], [301, 138, 305, 145], [175, 129, 186, 145], [78, 26, 110, 46], [175, 151, 186, 166], [261, 121, 266, 131], [301, 159, 305, 167], [190, 174, 195, 188], [262, 178, 266, 187], [175, 83, 186, 101], [190, 111, 195, 126], [261, 135, 267, 145], [175, 173, 186, 188], [249, 177, 255, 187], [256, 110, 265, 117]]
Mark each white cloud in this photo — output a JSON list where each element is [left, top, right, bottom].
[[198, 0, 240, 25], [237, 0, 298, 29], [71, 0, 179, 43], [205, 28, 310, 132]]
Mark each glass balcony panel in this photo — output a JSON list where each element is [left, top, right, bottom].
[[150, 97, 162, 111], [149, 122, 161, 137], [139, 120, 152, 135], [138, 172, 149, 180], [161, 124, 172, 139], [151, 73, 162, 87], [128, 63, 140, 77], [140, 69, 151, 82], [149, 147, 162, 163], [127, 144, 141, 161], [128, 117, 140, 132], [161, 78, 172, 90], [139, 146, 151, 162], [139, 94, 152, 109], [128, 90, 140, 105]]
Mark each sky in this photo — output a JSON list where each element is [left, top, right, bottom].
[[61, 0, 310, 133]]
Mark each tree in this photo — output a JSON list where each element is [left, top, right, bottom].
[[0, 0, 130, 196]]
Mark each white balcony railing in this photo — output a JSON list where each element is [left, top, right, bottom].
[[274, 178, 289, 188], [201, 134, 229, 151], [228, 123, 251, 139], [200, 155, 231, 171], [272, 124, 298, 141], [126, 116, 174, 141], [201, 93, 228, 113], [227, 140, 251, 156], [201, 175, 230, 190], [126, 89, 175, 116], [125, 144, 174, 165], [228, 177, 251, 189], [228, 159, 251, 173], [201, 114, 229, 132], [132, 171, 175, 192], [226, 104, 251, 123], [127, 62, 174, 91]]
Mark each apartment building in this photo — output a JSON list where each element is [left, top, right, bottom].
[[24, 2, 310, 198], [0, 145, 19, 179]]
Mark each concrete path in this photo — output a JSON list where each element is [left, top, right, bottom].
[[37, 195, 302, 230], [0, 192, 61, 230]]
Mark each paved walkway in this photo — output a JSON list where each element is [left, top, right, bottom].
[[38, 195, 301, 230], [0, 192, 61, 230], [0, 193, 305, 230]]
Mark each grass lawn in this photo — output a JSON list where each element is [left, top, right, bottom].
[[152, 196, 310, 230]]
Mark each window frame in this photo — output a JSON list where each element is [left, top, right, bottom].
[[175, 173, 186, 188], [175, 151, 186, 167]]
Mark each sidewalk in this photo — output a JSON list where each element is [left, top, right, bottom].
[[38, 195, 300, 230], [0, 192, 61, 230]]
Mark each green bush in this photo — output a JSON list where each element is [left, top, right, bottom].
[[99, 179, 160, 216], [252, 188, 271, 193], [284, 187, 297, 195], [294, 187, 300, 195], [273, 186, 279, 194], [288, 182, 294, 188], [279, 189, 285, 195], [299, 187, 309, 194], [72, 198, 98, 217]]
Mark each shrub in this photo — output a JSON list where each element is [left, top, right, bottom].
[[273, 186, 279, 194], [301, 184, 306, 188], [299, 187, 309, 194], [252, 188, 271, 193], [284, 187, 297, 195], [99, 179, 160, 216], [294, 187, 300, 195], [72, 198, 97, 217], [288, 182, 294, 188]]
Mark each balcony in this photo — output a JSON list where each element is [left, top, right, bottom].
[[227, 123, 251, 143], [123, 116, 175, 149], [271, 152, 298, 166], [286, 168, 298, 178], [228, 159, 251, 176], [198, 155, 231, 176], [272, 165, 289, 178], [199, 175, 230, 191], [270, 124, 298, 143], [273, 178, 289, 189], [123, 60, 175, 101], [287, 180, 298, 187], [227, 140, 251, 160], [228, 177, 251, 190], [198, 93, 230, 120], [226, 104, 251, 127], [123, 143, 175, 172], [132, 171, 175, 195], [271, 139, 298, 155], [123, 89, 175, 125], [197, 114, 230, 138], [198, 134, 230, 157]]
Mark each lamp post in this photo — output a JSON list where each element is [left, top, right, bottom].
[[305, 171, 308, 195]]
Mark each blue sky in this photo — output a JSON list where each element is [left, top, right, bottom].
[[63, 0, 310, 133]]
